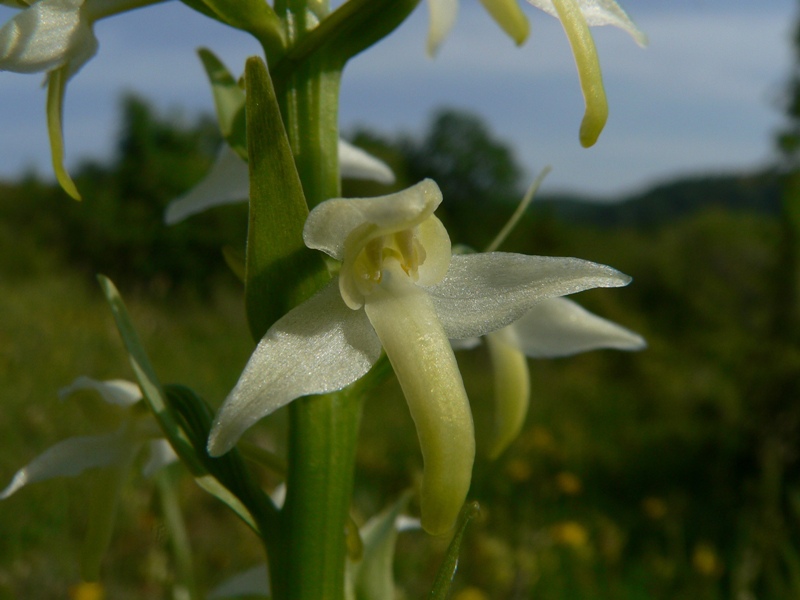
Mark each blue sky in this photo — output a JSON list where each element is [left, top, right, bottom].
[[0, 0, 795, 198]]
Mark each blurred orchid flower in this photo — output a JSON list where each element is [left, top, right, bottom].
[[164, 139, 396, 224], [207, 178, 633, 534], [427, 0, 646, 147], [0, 376, 176, 500], [0, 0, 163, 199], [0, 375, 177, 580], [427, 0, 530, 55], [477, 297, 646, 458]]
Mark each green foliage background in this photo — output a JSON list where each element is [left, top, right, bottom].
[[1, 98, 798, 599]]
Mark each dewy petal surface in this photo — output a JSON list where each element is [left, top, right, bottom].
[[208, 281, 383, 456], [427, 252, 631, 340], [511, 296, 646, 357], [526, 0, 646, 46], [0, 0, 97, 73], [364, 262, 474, 535]]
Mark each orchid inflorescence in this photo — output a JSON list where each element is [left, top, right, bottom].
[[0, 0, 647, 596]]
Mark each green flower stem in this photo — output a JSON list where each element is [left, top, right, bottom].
[[260, 2, 360, 598], [273, 390, 363, 600], [279, 59, 342, 209]]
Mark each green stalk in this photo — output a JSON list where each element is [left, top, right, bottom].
[[278, 391, 364, 600], [262, 2, 361, 599]]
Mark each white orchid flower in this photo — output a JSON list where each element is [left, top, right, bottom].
[[0, 0, 163, 199], [0, 0, 97, 76], [428, 0, 646, 147], [0, 376, 176, 499], [478, 296, 646, 457], [207, 178, 632, 534], [164, 140, 396, 225]]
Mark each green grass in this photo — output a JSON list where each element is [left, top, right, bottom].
[[1, 208, 799, 599]]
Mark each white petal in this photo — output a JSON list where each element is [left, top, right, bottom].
[[364, 262, 474, 535], [427, 0, 458, 56], [427, 252, 631, 340], [141, 439, 178, 477], [58, 375, 141, 407], [415, 214, 451, 286], [0, 427, 134, 499], [526, 0, 646, 46], [349, 493, 414, 600], [0, 0, 97, 74], [303, 179, 443, 260], [270, 482, 286, 510], [510, 296, 646, 357], [338, 139, 395, 185], [164, 145, 250, 224], [395, 515, 421, 532], [208, 281, 382, 456], [165, 141, 394, 225], [208, 564, 270, 599]]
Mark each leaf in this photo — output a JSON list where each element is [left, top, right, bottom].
[[97, 275, 204, 475], [165, 384, 280, 538], [222, 245, 247, 282], [273, 0, 420, 84], [179, 0, 284, 58], [243, 56, 328, 340], [197, 48, 248, 160], [429, 502, 481, 600]]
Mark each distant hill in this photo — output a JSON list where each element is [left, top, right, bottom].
[[533, 170, 781, 229]]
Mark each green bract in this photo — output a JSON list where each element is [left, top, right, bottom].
[[207, 178, 634, 534]]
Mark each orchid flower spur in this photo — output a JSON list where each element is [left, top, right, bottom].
[[0, 376, 176, 500], [164, 139, 395, 224], [207, 178, 634, 534], [478, 297, 646, 458], [427, 0, 646, 147], [0, 0, 164, 199]]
